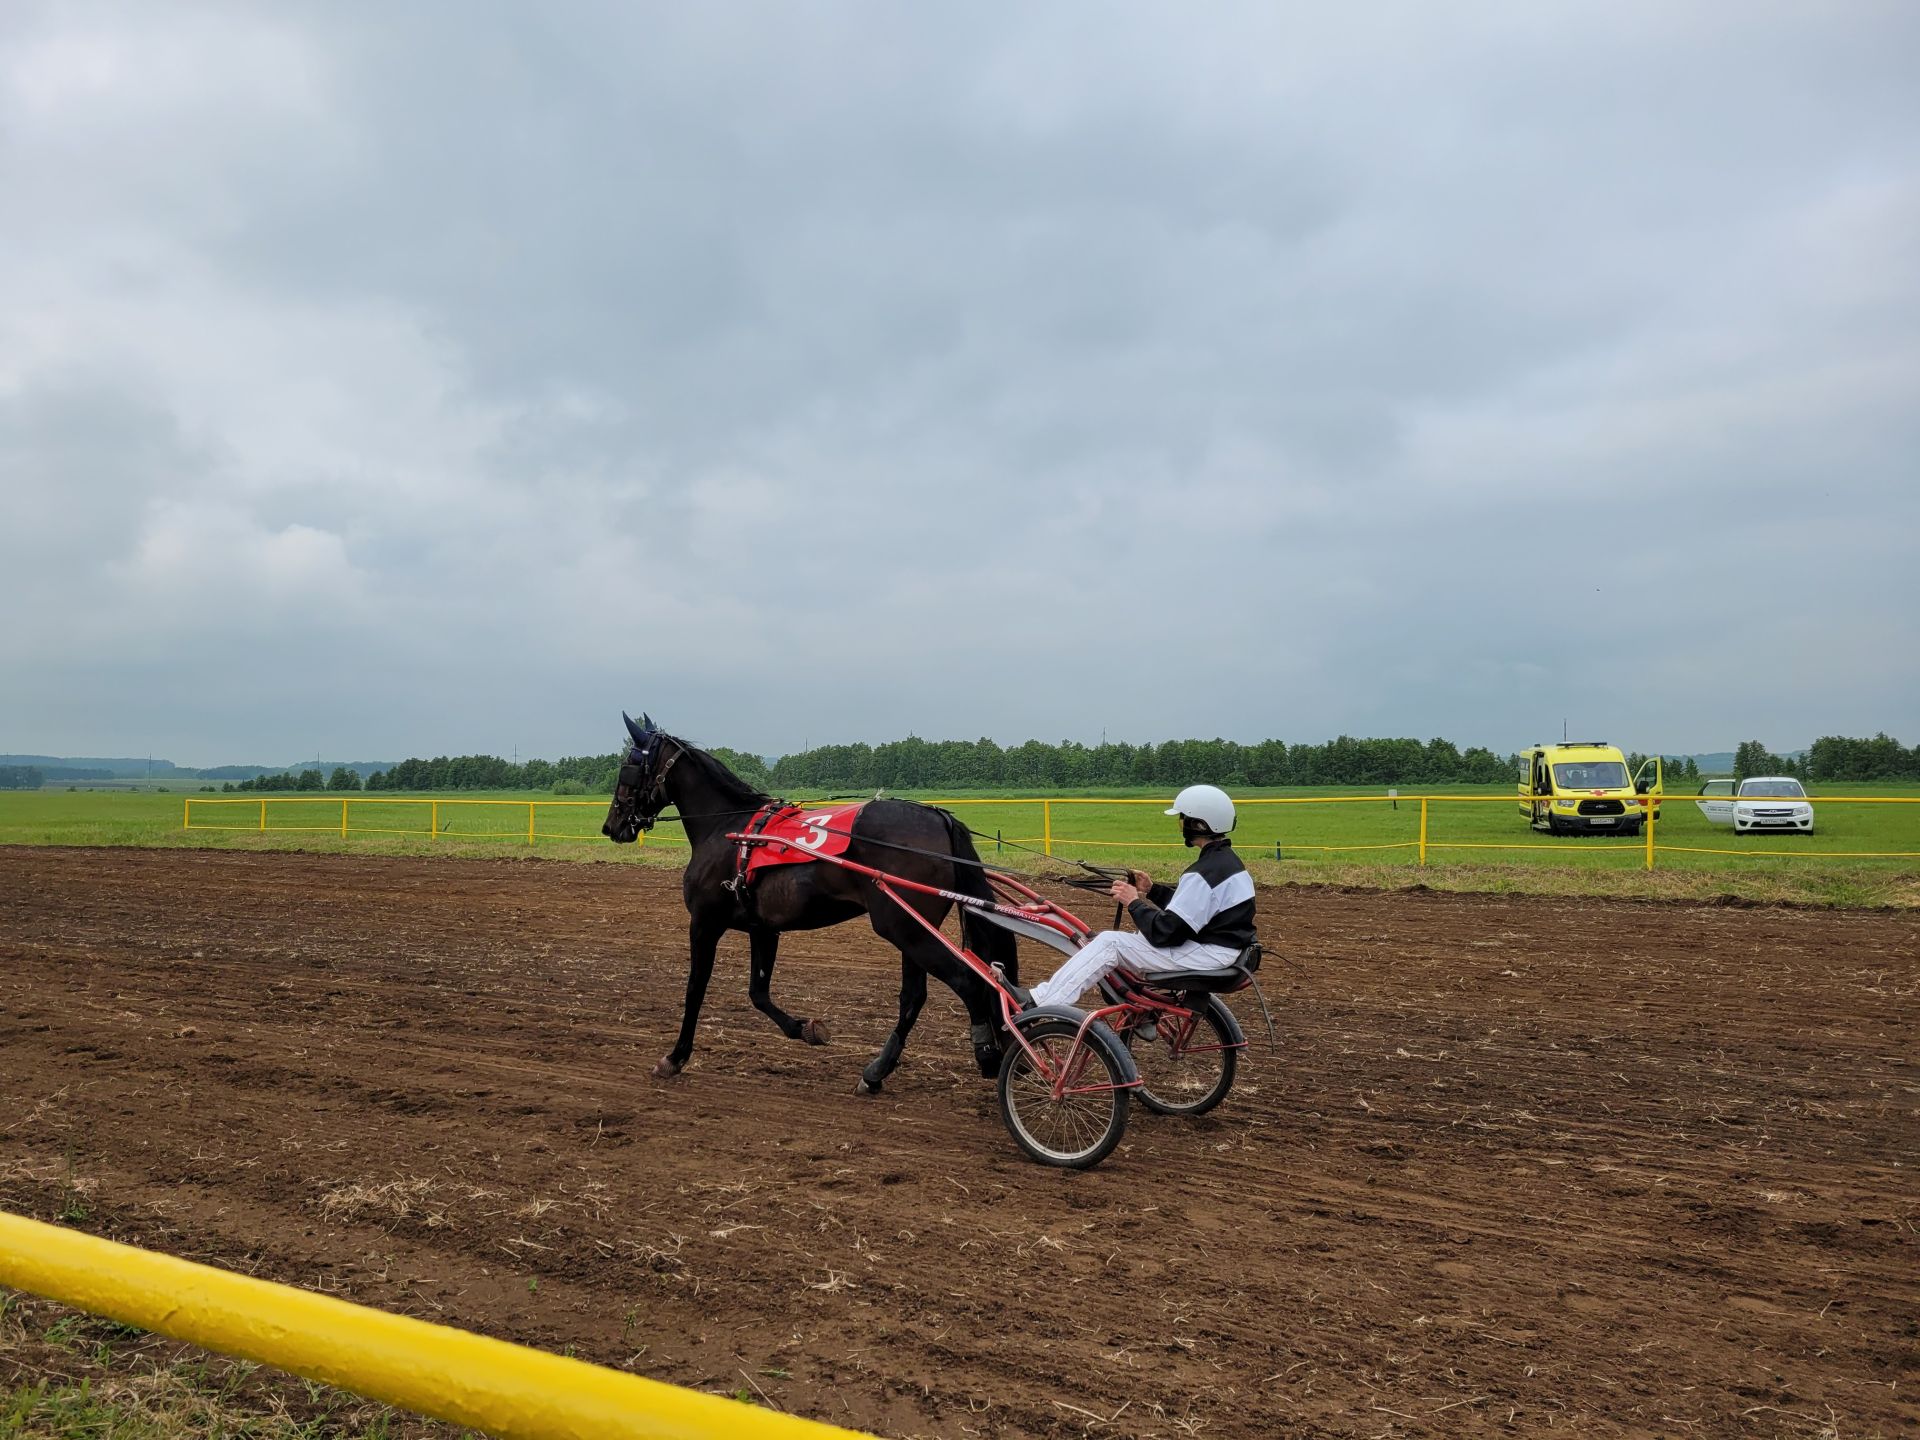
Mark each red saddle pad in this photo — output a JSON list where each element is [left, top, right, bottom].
[[744, 803, 866, 874]]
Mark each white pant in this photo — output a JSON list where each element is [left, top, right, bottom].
[[1029, 929, 1239, 1009]]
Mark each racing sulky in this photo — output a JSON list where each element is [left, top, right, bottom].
[[601, 712, 1019, 1089]]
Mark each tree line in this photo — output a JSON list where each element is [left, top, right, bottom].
[[2, 765, 118, 786], [218, 735, 1521, 794], [1741, 733, 1920, 782], [765, 735, 1520, 790], [223, 767, 363, 793], [221, 752, 623, 794], [200, 732, 1920, 796], [1627, 753, 1701, 781]]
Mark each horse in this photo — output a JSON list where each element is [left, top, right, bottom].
[[600, 713, 1020, 1091]]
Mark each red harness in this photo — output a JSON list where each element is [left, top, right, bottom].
[[731, 801, 867, 886]]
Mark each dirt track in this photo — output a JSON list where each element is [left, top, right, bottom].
[[2, 847, 1916, 1438]]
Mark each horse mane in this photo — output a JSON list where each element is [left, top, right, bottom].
[[671, 736, 770, 810]]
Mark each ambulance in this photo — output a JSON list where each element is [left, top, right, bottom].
[[1518, 742, 1664, 835]]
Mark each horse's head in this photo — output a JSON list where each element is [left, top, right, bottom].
[[602, 711, 680, 844]]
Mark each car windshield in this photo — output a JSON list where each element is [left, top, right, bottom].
[[1552, 761, 1629, 789], [1739, 778, 1806, 798]]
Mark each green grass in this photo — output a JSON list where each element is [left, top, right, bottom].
[[926, 782, 1920, 865], [0, 1294, 469, 1439], [2, 783, 1915, 908]]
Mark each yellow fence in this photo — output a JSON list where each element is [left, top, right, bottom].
[[183, 793, 1920, 872], [0, 1210, 869, 1440], [186, 795, 626, 845], [944, 796, 1920, 871]]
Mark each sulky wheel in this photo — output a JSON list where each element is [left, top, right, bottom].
[[997, 1017, 1130, 1169], [1125, 996, 1239, 1117]]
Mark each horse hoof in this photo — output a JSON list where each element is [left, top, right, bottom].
[[801, 1018, 831, 1047], [855, 1077, 880, 1096], [652, 1057, 683, 1080]]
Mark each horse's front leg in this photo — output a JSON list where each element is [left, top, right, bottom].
[[857, 957, 928, 1096], [747, 926, 830, 1048], [656, 914, 725, 1080]]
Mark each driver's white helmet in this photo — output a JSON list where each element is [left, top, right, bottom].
[[1166, 784, 1235, 835]]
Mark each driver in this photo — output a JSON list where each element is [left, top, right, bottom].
[[1021, 785, 1257, 1009]]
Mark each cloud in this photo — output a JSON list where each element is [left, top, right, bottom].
[[114, 502, 365, 620], [3, 0, 1916, 764]]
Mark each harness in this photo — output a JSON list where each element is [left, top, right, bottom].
[[724, 801, 798, 898], [617, 741, 683, 832]]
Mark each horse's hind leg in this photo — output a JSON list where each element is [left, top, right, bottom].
[[858, 958, 928, 1095], [658, 915, 724, 1080], [748, 926, 829, 1047], [867, 908, 1003, 1081]]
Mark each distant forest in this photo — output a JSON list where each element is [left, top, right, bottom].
[[223, 735, 1598, 794], [32, 732, 1920, 796], [763, 736, 1523, 790], [1744, 733, 1920, 782]]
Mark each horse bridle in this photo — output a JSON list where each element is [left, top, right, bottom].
[[614, 732, 683, 833]]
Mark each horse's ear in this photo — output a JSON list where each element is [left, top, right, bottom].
[[623, 712, 649, 745], [641, 712, 654, 732]]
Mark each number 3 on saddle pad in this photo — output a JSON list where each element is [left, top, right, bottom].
[[744, 802, 866, 874]]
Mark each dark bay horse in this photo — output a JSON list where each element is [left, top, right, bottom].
[[601, 713, 1019, 1090]]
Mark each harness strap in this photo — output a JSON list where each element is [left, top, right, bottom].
[[727, 802, 796, 896]]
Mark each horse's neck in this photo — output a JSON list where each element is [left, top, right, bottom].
[[667, 760, 767, 849]]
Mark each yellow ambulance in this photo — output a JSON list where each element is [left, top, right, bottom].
[[1518, 742, 1664, 835]]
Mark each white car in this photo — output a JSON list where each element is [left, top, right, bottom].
[[1732, 776, 1815, 834]]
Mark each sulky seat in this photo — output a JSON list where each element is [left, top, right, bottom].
[[1133, 943, 1263, 993]]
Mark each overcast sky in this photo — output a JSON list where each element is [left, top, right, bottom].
[[3, 2, 1916, 767]]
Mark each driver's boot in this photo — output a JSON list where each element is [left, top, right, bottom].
[[991, 963, 1035, 1012]]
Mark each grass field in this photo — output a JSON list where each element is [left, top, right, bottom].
[[3, 783, 1916, 907], [0, 1291, 474, 1439]]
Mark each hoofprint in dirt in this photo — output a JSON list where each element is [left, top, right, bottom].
[[2, 848, 1914, 1439]]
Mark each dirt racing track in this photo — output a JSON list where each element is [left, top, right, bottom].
[[2, 848, 1915, 1438]]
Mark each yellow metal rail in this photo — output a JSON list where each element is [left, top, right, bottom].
[[0, 1211, 870, 1440], [183, 792, 1920, 871]]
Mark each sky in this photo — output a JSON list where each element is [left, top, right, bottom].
[[3, 2, 1916, 768]]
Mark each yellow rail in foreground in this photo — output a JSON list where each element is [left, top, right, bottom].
[[0, 1211, 870, 1440]]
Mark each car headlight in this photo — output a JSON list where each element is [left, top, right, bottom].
[[1556, 799, 1576, 809]]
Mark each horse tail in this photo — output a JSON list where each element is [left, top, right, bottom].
[[939, 810, 1019, 985]]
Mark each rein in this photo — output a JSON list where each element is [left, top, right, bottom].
[[622, 733, 1131, 891]]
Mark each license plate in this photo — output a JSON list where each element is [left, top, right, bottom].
[[1590, 817, 1615, 825]]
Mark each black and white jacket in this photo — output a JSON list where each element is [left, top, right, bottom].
[[1127, 838, 1258, 951]]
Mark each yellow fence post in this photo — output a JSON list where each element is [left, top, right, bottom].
[[183, 799, 190, 831], [527, 802, 535, 847], [1419, 797, 1428, 867], [341, 800, 348, 839], [431, 800, 438, 841], [259, 800, 266, 834], [1646, 794, 1656, 872], [1043, 800, 1052, 857]]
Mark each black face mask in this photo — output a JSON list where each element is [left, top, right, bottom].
[[608, 740, 662, 835]]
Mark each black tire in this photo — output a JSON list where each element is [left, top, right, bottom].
[[1126, 996, 1238, 1117], [997, 1018, 1130, 1169]]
